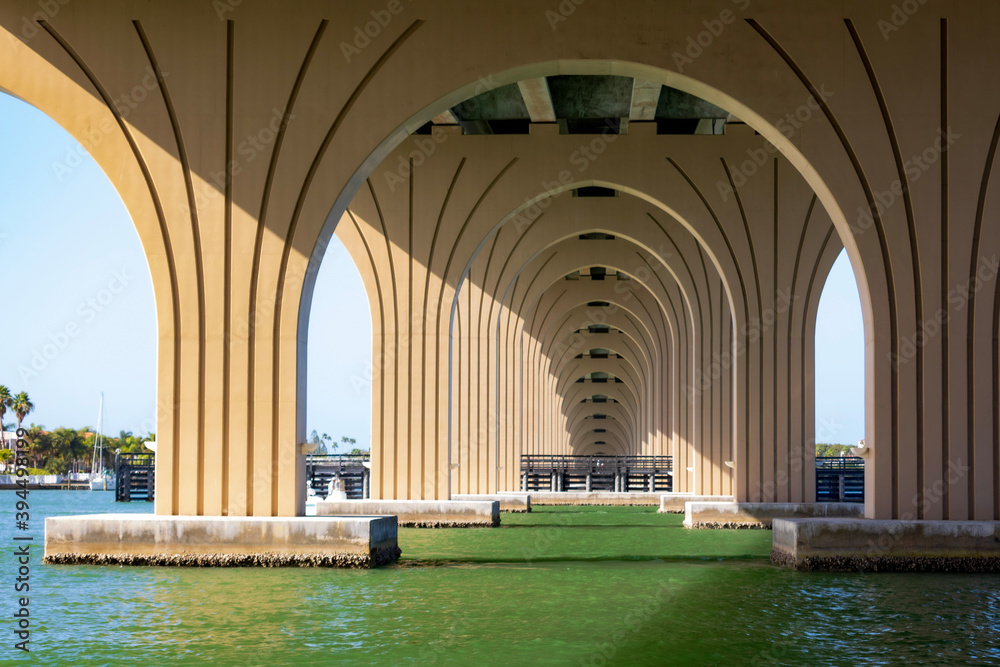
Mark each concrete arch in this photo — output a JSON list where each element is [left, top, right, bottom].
[[13, 3, 995, 519]]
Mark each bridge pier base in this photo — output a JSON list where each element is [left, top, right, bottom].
[[657, 494, 735, 514], [683, 502, 864, 529], [317, 500, 500, 527], [43, 515, 400, 568], [773, 518, 1000, 572], [452, 494, 531, 513]]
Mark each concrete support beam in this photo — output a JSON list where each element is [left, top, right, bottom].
[[628, 78, 661, 121], [773, 518, 1000, 572], [517, 77, 557, 123], [452, 493, 531, 512], [657, 494, 734, 513], [44, 514, 400, 567], [317, 499, 500, 527], [683, 502, 864, 529], [528, 491, 662, 506]]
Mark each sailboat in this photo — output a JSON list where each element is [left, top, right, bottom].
[[89, 394, 116, 491]]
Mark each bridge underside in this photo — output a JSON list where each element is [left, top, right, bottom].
[[5, 0, 1000, 564]]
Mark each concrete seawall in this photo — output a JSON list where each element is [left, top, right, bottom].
[[44, 514, 400, 567]]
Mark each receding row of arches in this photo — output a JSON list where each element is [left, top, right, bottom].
[[338, 115, 843, 501]]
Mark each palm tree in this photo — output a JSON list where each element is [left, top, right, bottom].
[[0, 386, 12, 435], [12, 392, 33, 431]]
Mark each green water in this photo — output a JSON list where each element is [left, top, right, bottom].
[[2, 493, 999, 665]]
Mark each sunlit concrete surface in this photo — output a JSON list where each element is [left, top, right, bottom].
[[44, 514, 400, 567], [684, 502, 864, 529], [658, 494, 735, 513], [528, 492, 664, 506], [316, 499, 500, 527], [773, 518, 1000, 572], [452, 493, 531, 512]]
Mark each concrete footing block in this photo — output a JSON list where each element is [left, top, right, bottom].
[[658, 494, 734, 513], [684, 502, 864, 529], [773, 518, 1000, 572], [44, 514, 400, 568], [526, 492, 663, 506], [317, 499, 500, 527], [451, 493, 530, 512]]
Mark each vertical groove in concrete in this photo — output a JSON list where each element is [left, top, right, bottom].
[[774, 159, 781, 499], [941, 18, 951, 520]]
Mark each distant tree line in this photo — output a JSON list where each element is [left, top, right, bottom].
[[815, 443, 855, 457], [7, 426, 153, 474], [307, 431, 367, 456], [0, 383, 153, 474]]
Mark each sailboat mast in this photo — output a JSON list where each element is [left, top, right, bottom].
[[97, 393, 103, 472]]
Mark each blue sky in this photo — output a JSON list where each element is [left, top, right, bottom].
[[0, 93, 864, 446]]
